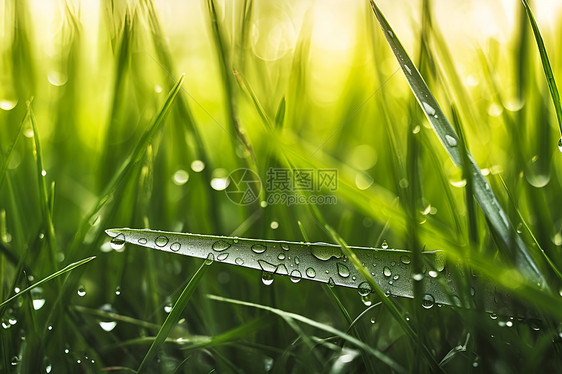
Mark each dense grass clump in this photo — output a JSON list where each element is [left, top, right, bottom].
[[1, 0, 562, 372]]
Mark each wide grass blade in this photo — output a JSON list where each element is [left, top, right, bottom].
[[369, 0, 545, 285], [137, 261, 208, 373], [208, 294, 406, 373], [521, 0, 562, 138], [0, 256, 95, 309]]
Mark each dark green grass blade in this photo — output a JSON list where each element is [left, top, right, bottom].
[[0, 256, 95, 309], [369, 0, 545, 285], [521, 0, 562, 138], [137, 261, 208, 373], [208, 294, 406, 373]]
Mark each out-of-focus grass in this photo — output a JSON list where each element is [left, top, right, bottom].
[[1, 0, 562, 372]]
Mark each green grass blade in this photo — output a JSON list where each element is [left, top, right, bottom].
[[369, 0, 545, 285], [137, 261, 208, 373], [521, 0, 562, 138], [0, 115, 25, 190], [208, 294, 406, 373], [0, 256, 95, 309]]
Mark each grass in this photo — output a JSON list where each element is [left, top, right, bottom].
[[1, 0, 562, 372]]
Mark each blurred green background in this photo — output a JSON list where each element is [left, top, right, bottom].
[[1, 0, 562, 372]]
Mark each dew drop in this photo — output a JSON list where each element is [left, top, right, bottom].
[[212, 240, 231, 252], [164, 301, 172, 313], [205, 253, 215, 265], [169, 242, 181, 252], [357, 282, 372, 296], [422, 294, 435, 309], [251, 244, 266, 254], [404, 64, 412, 75], [98, 304, 117, 332], [261, 272, 274, 286], [270, 221, 279, 229], [280, 243, 290, 251], [173, 169, 189, 185], [110, 233, 126, 250], [387, 29, 394, 38], [217, 253, 229, 261], [428, 270, 438, 278], [138, 238, 147, 245], [115, 286, 121, 296], [210, 177, 229, 191], [235, 257, 244, 265], [400, 255, 411, 265], [294, 256, 300, 265], [276, 264, 289, 275], [412, 273, 423, 281], [383, 266, 392, 277], [277, 253, 286, 260], [11, 356, 19, 366], [290, 270, 302, 283], [558, 137, 562, 153], [393, 275, 399, 280], [311, 246, 343, 261], [381, 240, 389, 249], [258, 260, 277, 273], [77, 285, 86, 297], [337, 263, 350, 278], [305, 267, 316, 278], [155, 236, 169, 247], [191, 160, 205, 172], [422, 102, 436, 116], [31, 287, 46, 310], [445, 134, 457, 147], [328, 277, 336, 288]]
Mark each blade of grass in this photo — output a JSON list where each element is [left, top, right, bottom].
[[521, 0, 562, 139], [208, 294, 406, 373], [0, 256, 95, 309], [0, 115, 25, 189], [369, 0, 545, 285], [137, 261, 208, 373]]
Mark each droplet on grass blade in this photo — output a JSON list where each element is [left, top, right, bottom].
[[422, 294, 435, 309], [98, 304, 117, 332], [77, 285, 86, 297], [337, 263, 350, 278], [381, 239, 389, 249], [445, 134, 457, 147], [110, 233, 126, 250], [422, 102, 436, 116], [212, 240, 230, 252], [251, 244, 266, 254], [558, 137, 562, 152]]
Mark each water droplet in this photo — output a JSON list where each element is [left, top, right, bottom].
[[277, 253, 286, 260], [311, 245, 343, 261], [275, 264, 289, 275], [77, 285, 86, 297], [169, 242, 181, 252], [400, 255, 411, 265], [294, 256, 300, 265], [261, 272, 274, 286], [205, 253, 215, 265], [290, 270, 302, 283], [210, 177, 229, 191], [212, 241, 231, 252], [258, 260, 277, 273], [306, 267, 316, 278], [383, 266, 391, 277], [412, 273, 423, 281], [558, 137, 562, 152], [428, 270, 438, 278], [110, 233, 126, 250], [138, 238, 147, 245], [404, 64, 412, 75], [164, 301, 173, 313], [357, 282, 372, 296], [115, 286, 121, 296], [0, 99, 18, 111], [44, 358, 52, 373], [251, 244, 266, 254], [422, 294, 435, 309], [393, 275, 399, 280], [31, 287, 46, 310], [98, 304, 118, 332], [445, 134, 457, 147], [155, 236, 169, 247], [422, 102, 436, 116], [11, 356, 19, 366], [381, 240, 388, 249], [387, 29, 394, 38], [235, 257, 244, 265], [280, 243, 289, 251], [173, 169, 189, 185], [337, 263, 350, 278], [270, 221, 279, 229], [370, 317, 376, 324], [191, 160, 205, 172], [217, 253, 229, 261], [328, 277, 336, 287]]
